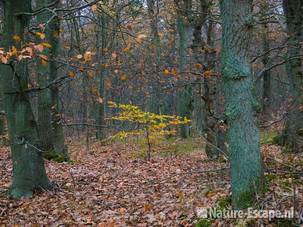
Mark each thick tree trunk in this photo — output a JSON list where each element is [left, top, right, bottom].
[[1, 0, 51, 198], [220, 0, 264, 209], [282, 0, 303, 153]]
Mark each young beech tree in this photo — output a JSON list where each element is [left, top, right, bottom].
[[1, 0, 52, 198], [282, 0, 303, 153], [219, 0, 264, 208]]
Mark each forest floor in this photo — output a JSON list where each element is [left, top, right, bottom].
[[0, 135, 303, 226]]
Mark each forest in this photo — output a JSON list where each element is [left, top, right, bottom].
[[0, 0, 302, 226]]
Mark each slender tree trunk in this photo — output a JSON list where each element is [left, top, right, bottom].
[[36, 0, 53, 151], [282, 0, 303, 153], [261, 1, 271, 114], [36, 0, 68, 160], [203, 21, 221, 159], [1, 0, 51, 199], [192, 0, 207, 134], [147, 0, 162, 114], [220, 0, 264, 208], [95, 14, 108, 140], [176, 0, 193, 138], [0, 100, 5, 135]]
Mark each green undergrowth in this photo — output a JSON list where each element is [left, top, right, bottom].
[[43, 150, 68, 163], [260, 130, 281, 145]]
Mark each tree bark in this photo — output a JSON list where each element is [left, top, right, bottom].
[[282, 0, 303, 153], [176, 0, 193, 138], [95, 14, 108, 140], [1, 0, 51, 198], [36, 0, 68, 160], [261, 1, 271, 114], [220, 0, 264, 209]]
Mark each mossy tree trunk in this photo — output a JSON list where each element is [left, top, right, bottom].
[[1, 0, 51, 199], [219, 0, 264, 209], [282, 0, 303, 153], [36, 0, 68, 160]]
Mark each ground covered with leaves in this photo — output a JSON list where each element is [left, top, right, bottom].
[[0, 137, 302, 226]]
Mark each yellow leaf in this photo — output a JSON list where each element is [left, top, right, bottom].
[[84, 51, 92, 62], [41, 42, 52, 48], [164, 69, 169, 75], [13, 35, 21, 42], [171, 68, 177, 75], [35, 32, 46, 39], [10, 46, 18, 56], [120, 74, 127, 81], [68, 71, 76, 77]]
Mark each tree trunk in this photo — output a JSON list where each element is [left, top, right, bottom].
[[1, 0, 51, 198], [176, 0, 193, 138], [220, 0, 264, 209], [36, 0, 53, 151], [261, 1, 271, 115], [36, 0, 68, 160], [282, 0, 303, 153], [95, 14, 108, 140], [147, 0, 162, 114]]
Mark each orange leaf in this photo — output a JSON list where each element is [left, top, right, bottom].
[[91, 4, 98, 12], [84, 51, 92, 62], [194, 63, 203, 69], [68, 71, 76, 77]]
